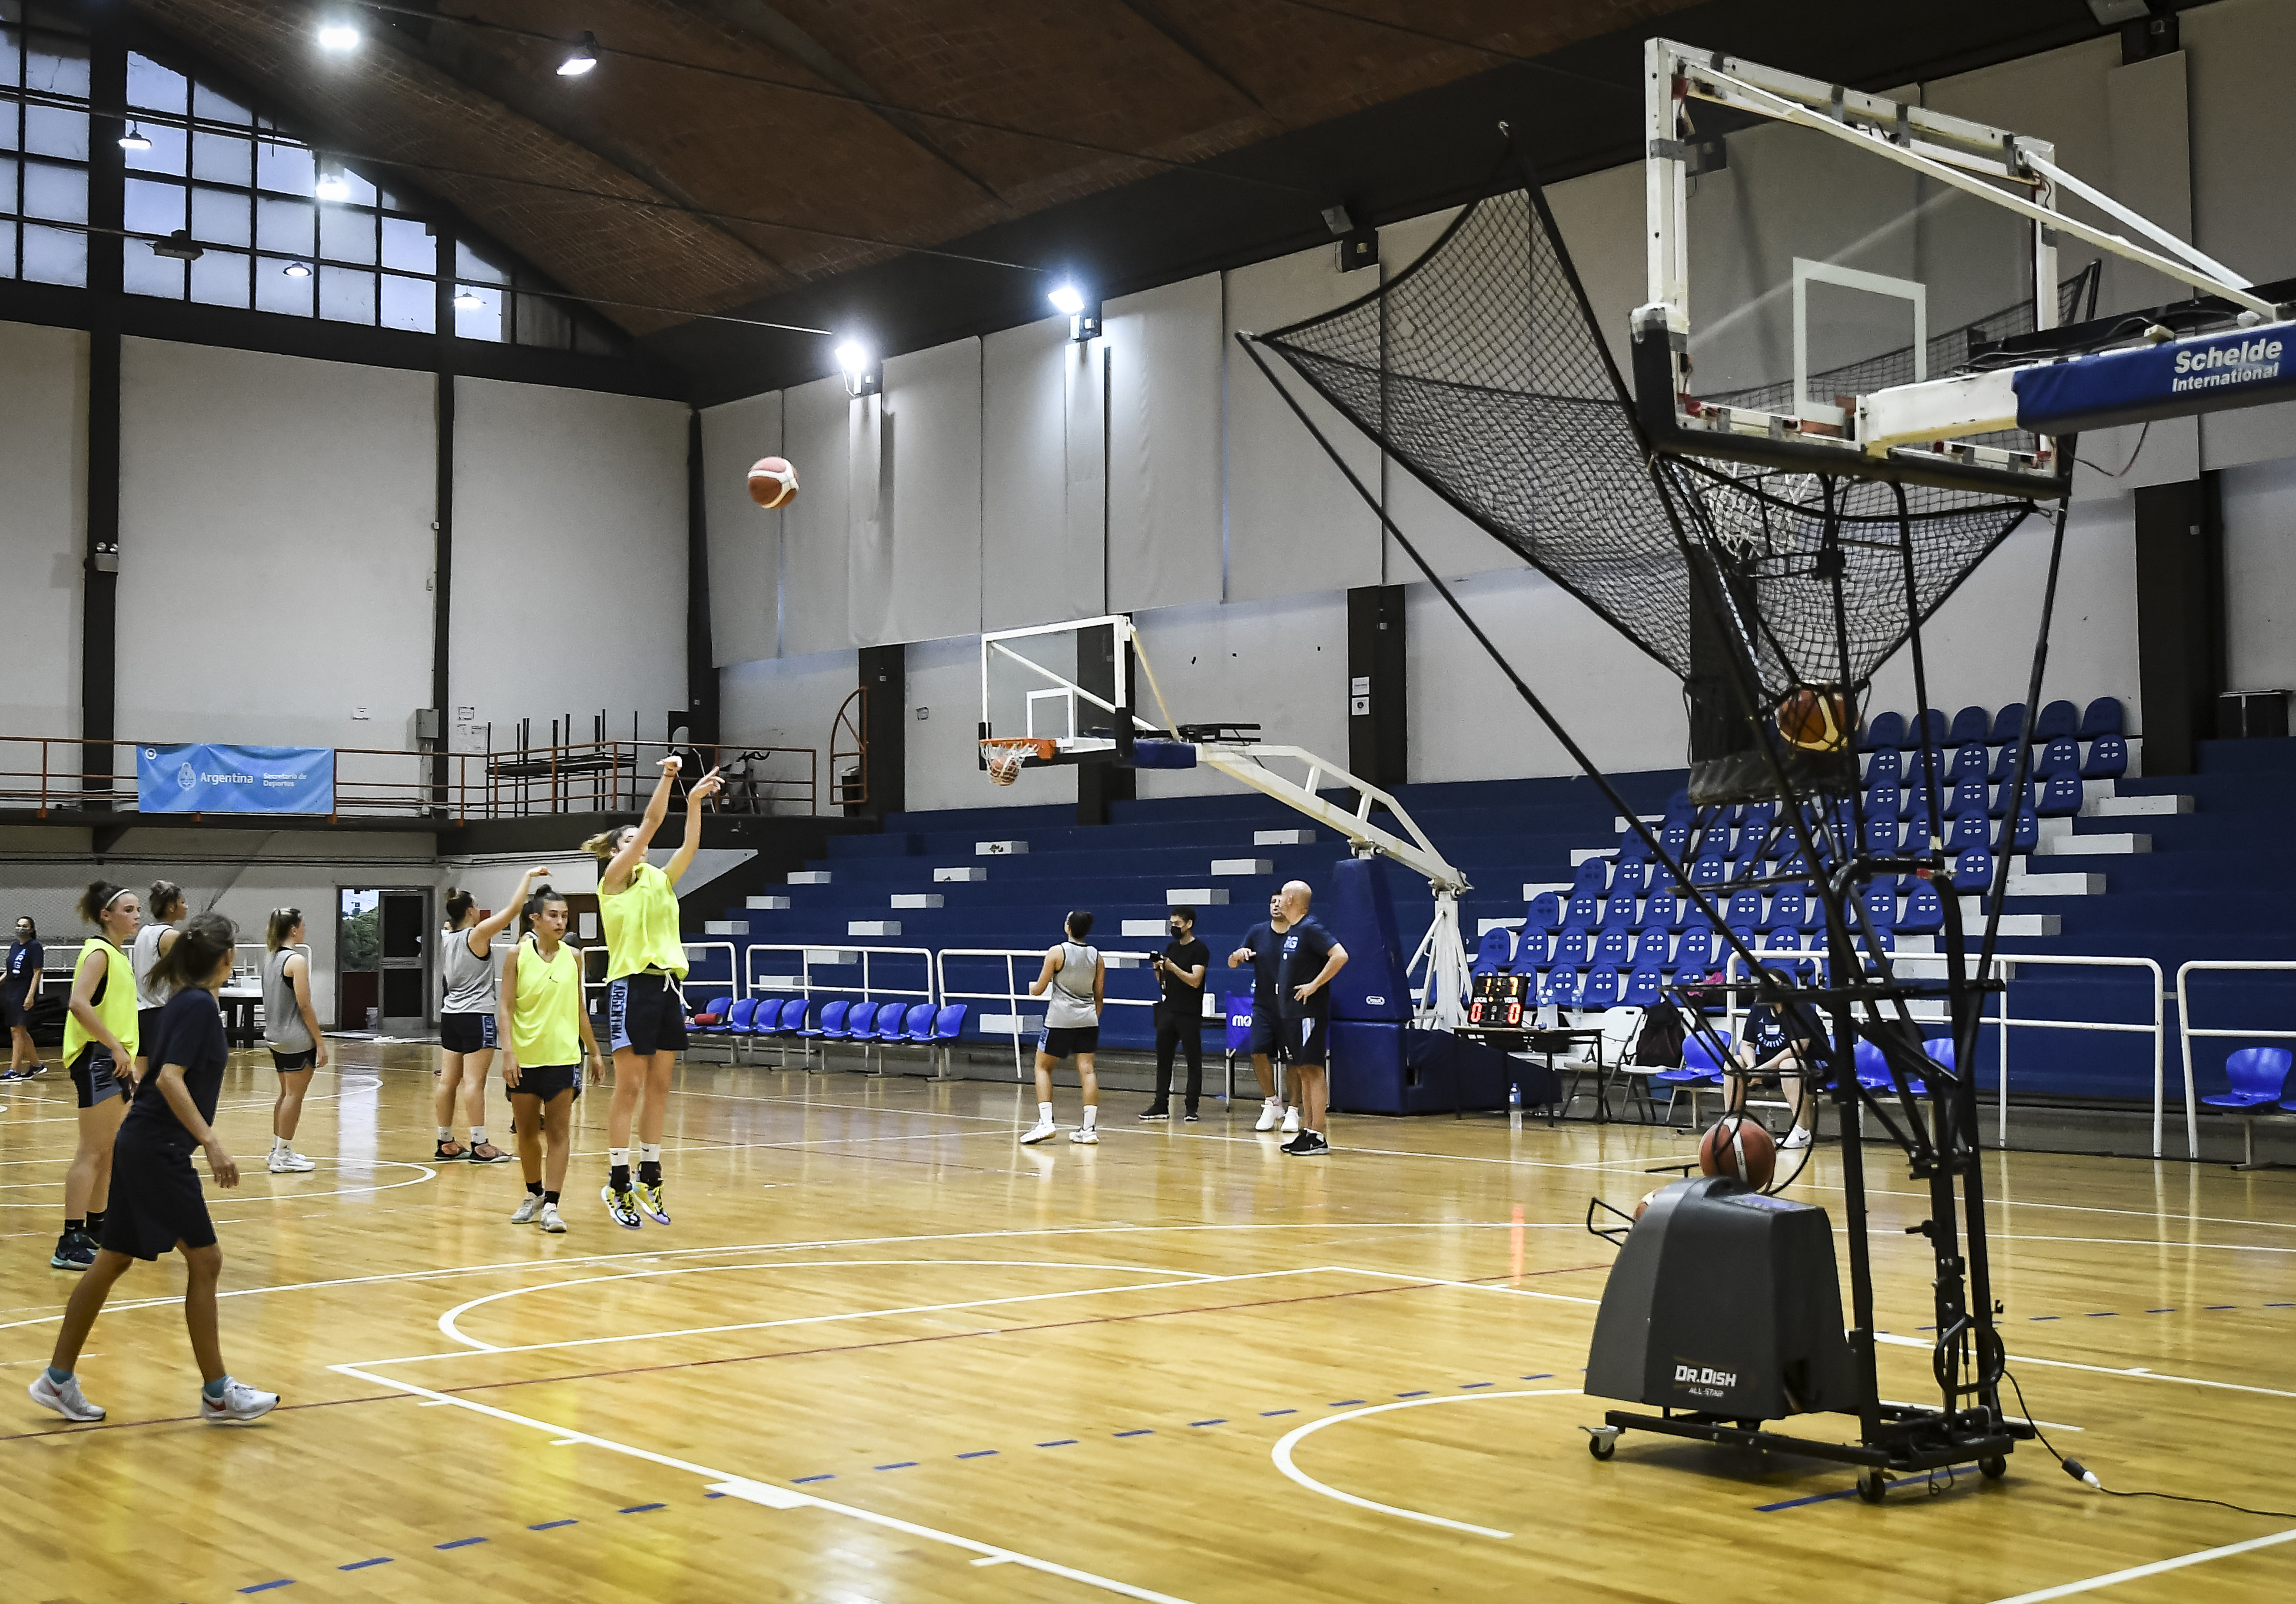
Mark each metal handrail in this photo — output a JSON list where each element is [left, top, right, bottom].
[[2174, 959, 2296, 1150], [830, 687, 869, 810], [742, 942, 935, 1071], [933, 946, 1158, 1079]]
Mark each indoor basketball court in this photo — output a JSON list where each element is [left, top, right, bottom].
[[5, 4, 2296, 1602]]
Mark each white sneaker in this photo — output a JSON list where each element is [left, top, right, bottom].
[[509, 1194, 542, 1224], [539, 1202, 566, 1233], [1779, 1126, 1813, 1150], [1069, 1126, 1100, 1145], [28, 1371, 104, 1422], [267, 1146, 317, 1174], [199, 1378, 278, 1424], [1281, 1107, 1301, 1134], [1020, 1118, 1057, 1145], [1255, 1099, 1282, 1132]]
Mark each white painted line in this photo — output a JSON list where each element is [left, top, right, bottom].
[[1985, 1525, 2296, 1603], [1873, 1333, 2296, 1400], [1271, 1390, 1583, 1538], [1323, 1263, 1601, 1308]]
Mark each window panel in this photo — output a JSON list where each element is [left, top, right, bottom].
[[189, 247, 249, 309], [319, 263, 376, 324], [0, 225, 17, 281], [122, 246, 184, 300], [255, 256, 314, 317], [191, 183, 250, 247], [454, 284, 503, 342], [127, 51, 187, 114], [24, 103, 85, 159], [454, 239, 509, 286], [193, 81, 252, 125], [256, 193, 313, 257], [23, 221, 85, 286], [25, 36, 88, 100], [379, 270, 433, 334], [516, 290, 571, 350], [191, 129, 250, 186], [319, 201, 376, 265], [331, 168, 376, 208], [24, 157, 86, 223], [123, 174, 184, 236], [123, 117, 188, 175], [0, 163, 16, 214], [380, 214, 433, 274], [256, 139, 314, 196]]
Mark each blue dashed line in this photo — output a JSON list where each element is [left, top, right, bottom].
[[2148, 1307, 2175, 1313], [620, 1503, 665, 1513], [2030, 1315, 2059, 1321], [1523, 1374, 1554, 1381], [2268, 1303, 2294, 1308], [1189, 1419, 1225, 1427], [1328, 1400, 1365, 1407], [1459, 1381, 1493, 1389], [874, 1462, 918, 1471], [435, 1538, 485, 1551], [1756, 1487, 1863, 1512], [529, 1520, 579, 1530], [957, 1450, 999, 1459], [2205, 1305, 2236, 1311], [704, 1492, 726, 1499], [239, 1583, 294, 1594], [1037, 1439, 1078, 1447], [791, 1474, 835, 1484], [2086, 1312, 2117, 1318], [1396, 1390, 1429, 1398], [1260, 1409, 1297, 1417], [1114, 1430, 1154, 1439], [339, 1559, 391, 1572]]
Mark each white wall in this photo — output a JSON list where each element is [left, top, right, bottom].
[[719, 645, 861, 809], [117, 338, 435, 750], [1131, 591, 1351, 797], [878, 336, 984, 644], [2219, 456, 2296, 695], [0, 320, 84, 738], [701, 389, 783, 667]]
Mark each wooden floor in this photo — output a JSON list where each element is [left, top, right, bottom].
[[1, 1042, 2291, 1603]]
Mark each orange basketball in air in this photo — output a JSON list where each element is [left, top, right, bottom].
[[748, 456, 799, 509]]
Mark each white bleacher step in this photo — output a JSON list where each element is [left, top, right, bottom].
[[1255, 828, 1315, 846], [1164, 887, 1229, 904], [2031, 828, 2149, 857], [1524, 881, 1572, 900], [2003, 870, 2104, 896], [934, 866, 988, 883], [847, 920, 901, 937], [788, 870, 832, 885], [2082, 793, 2191, 818], [980, 1013, 1045, 1036], [890, 894, 944, 910], [1570, 847, 1611, 867], [1211, 857, 1275, 876], [805, 948, 861, 965], [976, 839, 1029, 856], [703, 920, 749, 936], [1104, 954, 1146, 969], [1121, 919, 1168, 937], [1956, 900, 2064, 935], [755, 973, 802, 990], [745, 894, 791, 910], [1615, 814, 1663, 831]]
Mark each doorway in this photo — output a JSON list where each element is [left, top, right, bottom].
[[339, 887, 432, 1035]]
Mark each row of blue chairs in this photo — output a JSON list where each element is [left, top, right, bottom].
[[1859, 698, 2122, 752], [1866, 734, 2126, 790], [689, 995, 970, 1061], [1484, 920, 1906, 982], [2200, 1048, 2296, 1167], [1646, 1029, 1960, 1120], [1524, 880, 1955, 942]]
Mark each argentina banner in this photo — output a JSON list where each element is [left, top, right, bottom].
[[137, 743, 336, 816]]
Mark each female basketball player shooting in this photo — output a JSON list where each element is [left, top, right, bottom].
[[586, 755, 720, 1228]]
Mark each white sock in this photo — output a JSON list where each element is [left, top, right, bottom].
[[609, 1147, 630, 1171], [639, 1144, 662, 1163], [470, 1126, 487, 1145], [438, 1125, 453, 1142], [1082, 1106, 1097, 1129], [271, 1135, 289, 1154], [1037, 1102, 1053, 1124], [1265, 1095, 1282, 1105]]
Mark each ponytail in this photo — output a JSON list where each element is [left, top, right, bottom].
[[154, 912, 235, 992], [266, 907, 303, 952], [148, 879, 185, 922], [444, 888, 476, 924], [582, 829, 619, 864], [76, 880, 130, 925]]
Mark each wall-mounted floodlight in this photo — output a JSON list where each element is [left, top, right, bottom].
[[1049, 283, 1101, 341], [317, 22, 361, 51], [558, 32, 600, 77], [837, 339, 881, 397], [316, 155, 351, 202]]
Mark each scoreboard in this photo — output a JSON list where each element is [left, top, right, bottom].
[[1466, 971, 1532, 1032]]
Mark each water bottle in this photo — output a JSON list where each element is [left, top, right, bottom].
[[1508, 1080, 1522, 1135]]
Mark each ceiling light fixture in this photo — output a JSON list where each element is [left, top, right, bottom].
[[1049, 283, 1100, 342], [316, 155, 350, 202], [558, 32, 599, 77], [282, 259, 312, 278], [317, 22, 361, 51], [151, 230, 204, 261], [118, 122, 152, 151], [835, 339, 880, 397], [453, 286, 485, 309], [1047, 284, 1086, 316]]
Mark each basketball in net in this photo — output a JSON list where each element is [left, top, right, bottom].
[[747, 455, 799, 509], [1698, 1112, 1777, 1190], [987, 745, 1027, 787], [1776, 685, 1852, 752]]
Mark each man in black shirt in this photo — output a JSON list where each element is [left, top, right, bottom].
[[1275, 880, 1348, 1156], [1227, 892, 1293, 1132], [1144, 906, 1210, 1121], [1729, 969, 1821, 1151]]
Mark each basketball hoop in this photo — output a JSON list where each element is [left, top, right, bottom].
[[980, 737, 1054, 787]]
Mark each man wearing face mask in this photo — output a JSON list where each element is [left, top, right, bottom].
[[1143, 906, 1210, 1123]]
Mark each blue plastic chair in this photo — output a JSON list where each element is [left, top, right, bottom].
[[1947, 705, 1992, 747], [1852, 1038, 1891, 1089], [1515, 929, 1553, 970], [1721, 887, 1761, 929], [2078, 697, 2125, 740], [1672, 926, 1715, 975], [1637, 889, 1680, 932], [1526, 892, 1564, 934], [1950, 847, 1994, 892], [874, 1001, 911, 1043], [1864, 747, 1902, 788], [2034, 737, 2082, 780], [1688, 855, 1728, 890], [2204, 1046, 2293, 1168], [1654, 1029, 1734, 1124], [1591, 928, 1631, 969], [1989, 703, 2028, 746], [1866, 781, 1902, 823], [1990, 779, 2035, 820], [1661, 788, 1696, 827], [1860, 711, 1905, 751], [1623, 969, 1665, 1008], [1570, 858, 1609, 898], [824, 999, 871, 1041], [1947, 743, 1990, 784], [800, 999, 850, 1043], [1598, 894, 1638, 933], [901, 1002, 935, 1044], [1863, 811, 1900, 857], [1904, 708, 1948, 751], [1580, 968, 1621, 1011], [1631, 929, 1673, 970], [1472, 927, 1515, 976], [1899, 885, 1945, 934], [927, 1003, 970, 1074], [2033, 699, 2080, 743], [1860, 882, 1898, 932], [1554, 929, 1592, 969], [1990, 739, 2026, 781], [1538, 968, 1582, 1009], [1616, 830, 1653, 866], [694, 994, 733, 1033], [1998, 809, 2039, 854], [1660, 821, 1694, 862], [1562, 892, 1601, 933], [1762, 886, 1808, 932], [1943, 776, 1988, 821], [1611, 859, 1648, 898], [2081, 735, 2129, 780], [2036, 773, 2083, 817]]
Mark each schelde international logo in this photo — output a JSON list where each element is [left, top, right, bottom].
[[176, 760, 197, 791], [2170, 334, 2283, 394]]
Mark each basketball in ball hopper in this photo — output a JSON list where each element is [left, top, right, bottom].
[[748, 456, 799, 510]]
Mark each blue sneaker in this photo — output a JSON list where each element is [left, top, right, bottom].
[[50, 1231, 95, 1271]]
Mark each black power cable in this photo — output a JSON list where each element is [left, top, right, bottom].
[[2002, 1369, 2296, 1521]]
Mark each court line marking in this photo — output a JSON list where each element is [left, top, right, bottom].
[[326, 1361, 1199, 1604], [1270, 1389, 1584, 1537], [1870, 1333, 2296, 1401], [1985, 1525, 2296, 1603]]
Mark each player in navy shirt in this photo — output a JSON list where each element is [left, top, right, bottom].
[[1729, 969, 1821, 1152], [2, 915, 43, 1081], [31, 914, 280, 1427], [1227, 892, 1295, 1132], [1274, 881, 1348, 1156]]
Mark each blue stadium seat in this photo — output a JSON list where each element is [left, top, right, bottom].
[[1865, 783, 1901, 825], [1671, 926, 1715, 975], [2078, 697, 2125, 740], [930, 1003, 968, 1047], [1762, 886, 1809, 931], [2206, 1047, 2292, 1166], [1903, 708, 1948, 751], [2033, 737, 2081, 780], [1860, 711, 1905, 752], [1527, 892, 1564, 934], [1943, 776, 1989, 820], [1688, 854, 1728, 890], [872, 1002, 911, 1043], [1473, 927, 1515, 976], [1863, 747, 1902, 787], [1580, 968, 1621, 1011], [1661, 788, 1696, 827], [1636, 889, 1680, 932], [1725, 887, 1763, 928], [1998, 809, 2039, 854], [1947, 742, 1990, 784], [2036, 773, 2083, 817], [1761, 927, 1803, 955], [2081, 734, 2129, 780], [1562, 892, 1601, 932], [1660, 821, 1694, 861], [1623, 969, 1665, 1008], [1863, 812, 1900, 857], [1554, 929, 1592, 969], [1740, 800, 1777, 845], [1990, 740, 2026, 781], [1515, 929, 1553, 970], [1989, 703, 2027, 746], [725, 997, 758, 1035], [1950, 847, 1993, 891], [820, 1000, 866, 1041], [1860, 882, 1897, 932], [1989, 779, 2035, 819], [1570, 858, 1609, 897], [1631, 929, 1673, 970], [1599, 893, 1638, 932], [1538, 969, 1581, 1009], [1726, 923, 1759, 956], [901, 1002, 936, 1044], [1615, 830, 1652, 866], [1852, 1038, 1891, 1091], [1947, 705, 1991, 747], [1593, 929, 1633, 970], [798, 999, 848, 1042], [1946, 812, 1990, 854], [1899, 884, 1945, 934], [2033, 699, 2079, 743]]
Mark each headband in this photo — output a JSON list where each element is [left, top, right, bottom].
[[101, 886, 132, 912]]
